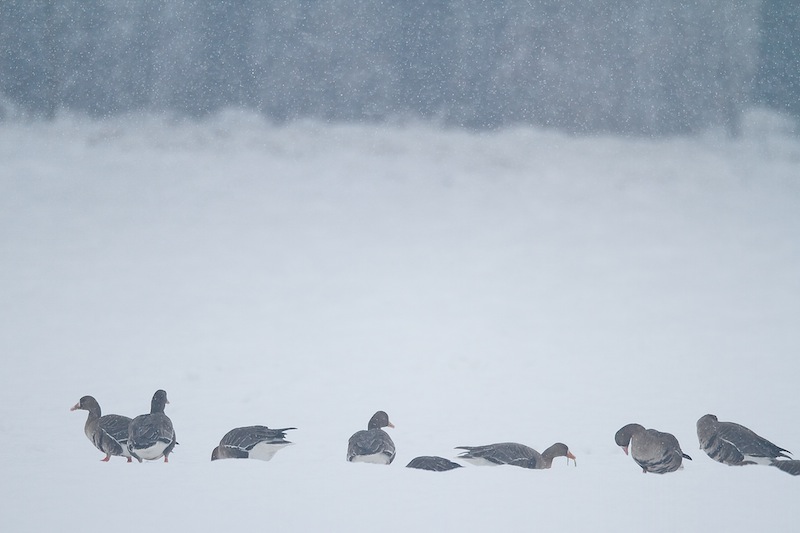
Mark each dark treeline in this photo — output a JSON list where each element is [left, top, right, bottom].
[[0, 0, 795, 134], [757, 0, 800, 119]]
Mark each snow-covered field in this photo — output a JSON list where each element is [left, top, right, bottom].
[[1, 110, 799, 532]]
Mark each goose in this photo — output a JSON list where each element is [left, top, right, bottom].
[[211, 425, 296, 461], [697, 414, 794, 474], [455, 442, 576, 469], [70, 395, 132, 462], [406, 455, 462, 471], [128, 389, 177, 463], [347, 411, 395, 464], [614, 423, 691, 474]]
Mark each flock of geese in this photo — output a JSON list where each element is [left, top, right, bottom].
[[71, 389, 800, 476]]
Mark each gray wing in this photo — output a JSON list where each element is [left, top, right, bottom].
[[772, 460, 800, 476], [456, 442, 537, 466], [653, 429, 691, 462], [221, 426, 296, 451], [347, 429, 396, 462], [701, 429, 748, 465], [717, 422, 791, 460], [95, 414, 132, 455], [406, 456, 462, 471], [129, 413, 175, 447], [98, 415, 132, 444], [632, 430, 688, 474]]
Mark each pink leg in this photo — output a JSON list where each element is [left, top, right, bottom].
[[101, 455, 111, 462], [127, 457, 132, 463]]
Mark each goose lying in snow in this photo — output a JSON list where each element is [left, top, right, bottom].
[[347, 411, 396, 465], [406, 456, 462, 471], [211, 425, 296, 461], [697, 414, 796, 475], [455, 442, 576, 469]]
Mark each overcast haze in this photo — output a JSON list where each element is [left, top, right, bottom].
[[1, 2, 799, 532]]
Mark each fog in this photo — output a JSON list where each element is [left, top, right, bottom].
[[2, 108, 800, 532], [3, 3, 800, 530]]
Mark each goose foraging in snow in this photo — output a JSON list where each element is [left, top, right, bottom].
[[211, 425, 296, 461], [614, 423, 691, 474], [406, 456, 462, 471], [455, 442, 576, 469], [128, 389, 177, 463], [347, 411, 396, 464], [70, 395, 133, 462]]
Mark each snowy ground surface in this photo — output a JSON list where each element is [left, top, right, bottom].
[[1, 110, 799, 532]]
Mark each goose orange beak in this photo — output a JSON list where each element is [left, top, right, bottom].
[[567, 450, 577, 466]]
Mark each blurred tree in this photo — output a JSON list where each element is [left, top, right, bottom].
[[0, 2, 60, 118], [758, 0, 800, 117], [0, 0, 779, 133]]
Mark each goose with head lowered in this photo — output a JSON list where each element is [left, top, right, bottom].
[[70, 395, 133, 462], [614, 423, 691, 474], [128, 389, 177, 463], [696, 414, 796, 475], [347, 411, 396, 465], [455, 442, 576, 469], [406, 455, 462, 471], [211, 425, 296, 461]]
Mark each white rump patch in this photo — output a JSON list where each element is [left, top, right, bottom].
[[249, 441, 293, 461], [351, 453, 392, 465], [458, 456, 501, 467], [132, 441, 170, 461], [742, 455, 775, 466]]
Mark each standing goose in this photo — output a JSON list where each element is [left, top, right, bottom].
[[697, 414, 794, 474], [211, 426, 297, 461], [614, 423, 691, 474], [128, 389, 177, 463], [70, 395, 133, 462], [347, 411, 396, 464], [406, 456, 463, 471], [455, 442, 576, 469]]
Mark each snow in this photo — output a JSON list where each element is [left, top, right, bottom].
[[1, 110, 799, 532]]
